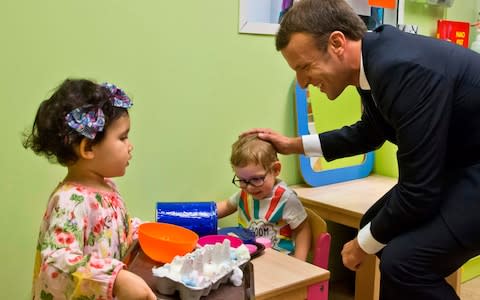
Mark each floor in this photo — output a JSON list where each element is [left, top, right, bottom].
[[329, 276, 480, 300]]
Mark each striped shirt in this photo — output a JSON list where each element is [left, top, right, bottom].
[[228, 180, 307, 254]]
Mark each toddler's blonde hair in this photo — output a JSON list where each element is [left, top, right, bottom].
[[230, 134, 279, 171]]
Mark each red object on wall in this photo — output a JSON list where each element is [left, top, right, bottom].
[[368, 0, 396, 9], [437, 20, 470, 48]]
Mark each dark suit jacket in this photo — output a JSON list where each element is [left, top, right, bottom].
[[319, 25, 480, 248]]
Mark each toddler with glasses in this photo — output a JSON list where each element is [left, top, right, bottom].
[[24, 79, 156, 300], [217, 134, 311, 261]]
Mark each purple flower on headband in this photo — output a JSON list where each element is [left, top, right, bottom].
[[102, 82, 133, 109], [65, 82, 133, 139], [66, 107, 105, 139]]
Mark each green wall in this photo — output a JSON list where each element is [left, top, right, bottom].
[[0, 1, 301, 297], [0, 0, 476, 298]]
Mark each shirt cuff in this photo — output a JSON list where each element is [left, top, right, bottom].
[[301, 134, 323, 157], [357, 222, 386, 254]]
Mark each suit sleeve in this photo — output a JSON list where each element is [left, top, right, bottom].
[[319, 90, 387, 160]]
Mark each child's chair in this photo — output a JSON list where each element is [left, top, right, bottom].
[[305, 207, 331, 300]]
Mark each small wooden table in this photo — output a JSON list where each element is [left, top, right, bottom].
[[125, 242, 329, 300], [252, 248, 330, 300], [125, 244, 252, 299], [292, 174, 460, 300]]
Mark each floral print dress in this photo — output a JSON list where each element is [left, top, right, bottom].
[[32, 180, 140, 300]]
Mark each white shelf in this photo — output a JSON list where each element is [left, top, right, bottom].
[[239, 0, 283, 35], [239, 0, 402, 35]]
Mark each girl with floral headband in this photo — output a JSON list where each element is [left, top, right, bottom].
[[23, 79, 156, 300]]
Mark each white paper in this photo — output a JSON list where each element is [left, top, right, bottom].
[[346, 0, 371, 16]]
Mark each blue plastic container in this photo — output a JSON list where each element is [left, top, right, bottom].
[[155, 202, 218, 237], [218, 226, 256, 244]]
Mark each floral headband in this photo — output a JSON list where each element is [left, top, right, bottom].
[[65, 82, 133, 140]]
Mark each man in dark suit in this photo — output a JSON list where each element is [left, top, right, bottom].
[[245, 0, 480, 299]]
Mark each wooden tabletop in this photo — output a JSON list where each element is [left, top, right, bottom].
[[291, 175, 397, 228], [252, 248, 330, 300]]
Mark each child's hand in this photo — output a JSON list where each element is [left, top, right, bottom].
[[113, 269, 156, 300], [217, 200, 237, 218]]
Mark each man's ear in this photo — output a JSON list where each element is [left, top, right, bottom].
[[77, 138, 95, 160], [272, 161, 282, 176], [329, 31, 346, 55]]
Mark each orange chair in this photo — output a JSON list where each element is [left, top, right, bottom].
[[305, 207, 331, 300]]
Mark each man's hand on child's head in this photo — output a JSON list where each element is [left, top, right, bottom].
[[240, 128, 303, 155]]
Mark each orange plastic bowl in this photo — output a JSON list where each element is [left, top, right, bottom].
[[138, 222, 199, 263]]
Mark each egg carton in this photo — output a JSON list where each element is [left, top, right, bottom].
[[152, 240, 250, 300], [155, 267, 238, 300]]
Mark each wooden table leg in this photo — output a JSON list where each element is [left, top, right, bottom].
[[446, 270, 461, 296], [355, 254, 380, 300]]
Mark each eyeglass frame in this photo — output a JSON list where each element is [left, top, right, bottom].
[[231, 172, 269, 188]]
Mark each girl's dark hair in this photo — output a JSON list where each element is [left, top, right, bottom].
[[276, 0, 367, 52], [22, 79, 130, 166]]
